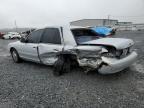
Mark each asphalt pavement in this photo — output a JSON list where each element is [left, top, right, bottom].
[[0, 31, 144, 108]]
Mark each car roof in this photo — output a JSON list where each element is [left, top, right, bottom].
[[34, 25, 77, 46], [70, 26, 88, 29]]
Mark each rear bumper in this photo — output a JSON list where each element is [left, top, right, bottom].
[[98, 51, 137, 74]]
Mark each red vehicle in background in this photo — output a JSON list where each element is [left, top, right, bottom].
[[0, 32, 5, 39]]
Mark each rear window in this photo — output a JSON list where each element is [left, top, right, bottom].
[[71, 28, 99, 44], [72, 29, 97, 36]]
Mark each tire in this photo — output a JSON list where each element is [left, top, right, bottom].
[[53, 55, 71, 76], [17, 37, 20, 40], [53, 56, 64, 76], [10, 49, 21, 63], [11, 37, 15, 39], [62, 58, 71, 73]]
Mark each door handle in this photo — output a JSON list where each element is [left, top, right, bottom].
[[53, 49, 59, 52], [33, 46, 37, 48]]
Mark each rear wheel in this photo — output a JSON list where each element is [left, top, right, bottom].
[[53, 56, 64, 76], [10, 49, 22, 63], [53, 55, 71, 76]]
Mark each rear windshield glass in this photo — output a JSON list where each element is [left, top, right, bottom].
[[71, 28, 99, 45]]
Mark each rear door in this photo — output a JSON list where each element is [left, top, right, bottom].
[[38, 27, 63, 65], [19, 29, 44, 62]]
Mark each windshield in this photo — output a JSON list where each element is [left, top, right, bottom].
[[71, 28, 99, 45]]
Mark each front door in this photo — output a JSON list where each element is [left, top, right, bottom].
[[20, 29, 44, 62]]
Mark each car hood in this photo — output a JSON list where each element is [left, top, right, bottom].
[[80, 38, 134, 49]]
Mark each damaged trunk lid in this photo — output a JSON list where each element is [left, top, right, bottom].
[[79, 38, 134, 50]]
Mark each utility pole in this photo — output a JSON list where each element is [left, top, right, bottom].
[[14, 20, 18, 32], [108, 15, 110, 26]]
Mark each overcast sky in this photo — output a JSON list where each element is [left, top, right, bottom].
[[0, 0, 144, 28]]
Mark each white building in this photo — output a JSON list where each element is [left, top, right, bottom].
[[70, 19, 118, 27], [116, 22, 133, 31], [133, 24, 144, 30]]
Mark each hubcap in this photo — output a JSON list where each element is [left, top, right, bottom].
[[12, 51, 18, 62]]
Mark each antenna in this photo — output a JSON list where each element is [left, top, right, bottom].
[[108, 15, 110, 26]]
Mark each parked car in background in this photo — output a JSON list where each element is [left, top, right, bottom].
[[91, 26, 116, 37], [3, 32, 21, 39], [8, 26, 137, 76], [0, 32, 5, 39]]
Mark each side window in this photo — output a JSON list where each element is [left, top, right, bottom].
[[40, 28, 61, 44], [27, 29, 44, 43]]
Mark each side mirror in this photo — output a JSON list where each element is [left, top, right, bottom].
[[20, 37, 28, 43]]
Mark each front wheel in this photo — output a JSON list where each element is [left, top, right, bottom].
[[11, 49, 21, 63]]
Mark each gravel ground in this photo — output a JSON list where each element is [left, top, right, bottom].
[[0, 31, 144, 108]]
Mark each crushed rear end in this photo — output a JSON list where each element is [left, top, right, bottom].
[[99, 51, 137, 74]]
